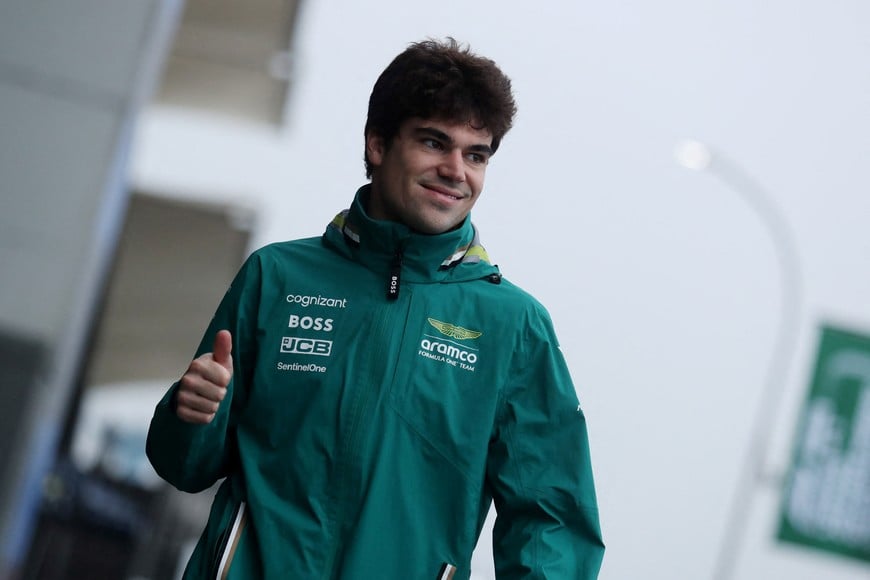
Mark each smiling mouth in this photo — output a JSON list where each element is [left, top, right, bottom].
[[423, 184, 464, 201]]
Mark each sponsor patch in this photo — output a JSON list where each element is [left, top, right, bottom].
[[286, 293, 348, 308], [281, 336, 332, 356], [288, 314, 333, 332], [276, 361, 327, 373], [427, 317, 482, 340], [418, 334, 478, 372]]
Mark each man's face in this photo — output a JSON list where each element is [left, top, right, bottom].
[[366, 118, 493, 235]]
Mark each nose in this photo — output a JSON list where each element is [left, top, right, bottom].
[[438, 149, 465, 183]]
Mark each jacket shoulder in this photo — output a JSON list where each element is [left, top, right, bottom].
[[242, 237, 335, 268], [488, 275, 553, 319], [250, 236, 325, 257]]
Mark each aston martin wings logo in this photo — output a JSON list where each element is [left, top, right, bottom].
[[427, 318, 482, 340]]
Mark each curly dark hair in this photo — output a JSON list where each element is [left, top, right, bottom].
[[363, 38, 517, 178]]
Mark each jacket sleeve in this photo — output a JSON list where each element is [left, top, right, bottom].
[[145, 252, 261, 493], [486, 308, 604, 579]]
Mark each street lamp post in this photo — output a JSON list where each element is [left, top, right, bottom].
[[675, 139, 803, 580]]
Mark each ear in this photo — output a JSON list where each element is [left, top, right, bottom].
[[366, 132, 385, 168]]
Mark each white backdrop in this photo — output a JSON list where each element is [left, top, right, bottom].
[[131, 1, 870, 578]]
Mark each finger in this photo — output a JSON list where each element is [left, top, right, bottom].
[[212, 330, 233, 369], [176, 405, 216, 425], [179, 373, 227, 403], [176, 387, 222, 414], [186, 356, 232, 388]]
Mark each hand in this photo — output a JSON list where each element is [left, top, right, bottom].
[[175, 330, 233, 424]]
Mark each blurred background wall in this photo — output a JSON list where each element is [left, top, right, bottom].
[[1, 1, 868, 579], [0, 0, 182, 577]]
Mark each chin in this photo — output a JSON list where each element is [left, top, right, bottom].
[[408, 209, 464, 234], [410, 221, 447, 235], [425, 221, 462, 235]]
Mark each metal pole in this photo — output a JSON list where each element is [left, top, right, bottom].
[[676, 140, 804, 580]]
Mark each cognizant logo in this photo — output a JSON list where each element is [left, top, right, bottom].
[[286, 293, 348, 308]]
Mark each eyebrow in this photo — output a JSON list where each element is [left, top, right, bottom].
[[414, 126, 494, 156]]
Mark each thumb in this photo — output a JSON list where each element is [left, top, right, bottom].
[[212, 329, 233, 369]]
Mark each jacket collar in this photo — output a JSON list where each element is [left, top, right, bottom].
[[322, 185, 499, 284]]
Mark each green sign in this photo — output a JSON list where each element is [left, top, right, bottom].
[[778, 325, 870, 563]]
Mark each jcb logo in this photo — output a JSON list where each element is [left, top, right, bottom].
[[281, 337, 332, 356]]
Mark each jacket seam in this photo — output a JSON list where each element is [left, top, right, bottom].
[[388, 399, 477, 485], [501, 413, 543, 575]]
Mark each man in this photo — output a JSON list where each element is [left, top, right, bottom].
[[147, 38, 604, 579]]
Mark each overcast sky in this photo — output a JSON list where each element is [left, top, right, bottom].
[[132, 2, 870, 578]]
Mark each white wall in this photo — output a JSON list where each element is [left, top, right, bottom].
[[130, 1, 870, 578], [0, 1, 180, 573]]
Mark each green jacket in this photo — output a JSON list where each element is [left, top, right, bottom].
[[146, 186, 604, 579]]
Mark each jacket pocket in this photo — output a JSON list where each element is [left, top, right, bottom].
[[211, 501, 248, 580]]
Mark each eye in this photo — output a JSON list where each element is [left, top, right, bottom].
[[466, 152, 488, 165], [422, 138, 443, 150]]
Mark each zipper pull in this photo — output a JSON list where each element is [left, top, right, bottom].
[[386, 247, 403, 300]]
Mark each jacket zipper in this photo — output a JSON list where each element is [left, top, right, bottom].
[[321, 309, 391, 579], [322, 251, 407, 578]]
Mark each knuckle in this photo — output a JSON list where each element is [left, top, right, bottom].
[[175, 391, 191, 406], [179, 374, 197, 392], [190, 356, 211, 375]]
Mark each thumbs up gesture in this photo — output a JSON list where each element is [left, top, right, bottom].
[[175, 330, 233, 424]]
